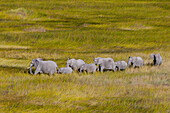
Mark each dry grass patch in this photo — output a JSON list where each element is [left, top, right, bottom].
[[24, 27, 46, 33], [6, 8, 31, 19], [0, 45, 30, 49], [118, 23, 154, 31]]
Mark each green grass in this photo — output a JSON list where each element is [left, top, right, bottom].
[[0, 0, 170, 112]]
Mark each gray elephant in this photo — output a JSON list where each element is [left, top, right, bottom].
[[29, 58, 58, 75], [114, 61, 127, 71], [57, 67, 73, 74], [150, 53, 162, 66], [80, 63, 97, 74], [66, 58, 85, 71], [93, 57, 114, 72], [128, 56, 143, 68]]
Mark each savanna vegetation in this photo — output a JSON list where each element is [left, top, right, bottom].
[[0, 0, 170, 112]]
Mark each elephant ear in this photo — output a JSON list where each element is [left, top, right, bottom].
[[150, 53, 155, 60], [34, 59, 40, 68], [97, 58, 102, 65], [69, 60, 74, 67]]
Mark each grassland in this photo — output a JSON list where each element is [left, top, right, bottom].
[[0, 0, 170, 112]]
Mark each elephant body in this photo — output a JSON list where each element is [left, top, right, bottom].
[[128, 56, 143, 68], [80, 63, 97, 73], [66, 58, 85, 71], [57, 67, 73, 74], [29, 58, 58, 75], [93, 57, 114, 72], [150, 53, 162, 66], [114, 61, 127, 71]]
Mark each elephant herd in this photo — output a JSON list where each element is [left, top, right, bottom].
[[29, 53, 162, 75]]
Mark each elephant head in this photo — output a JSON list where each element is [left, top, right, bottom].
[[93, 57, 102, 65], [29, 58, 43, 74], [128, 56, 133, 67], [150, 53, 162, 65], [80, 64, 85, 72], [150, 53, 155, 60], [150, 53, 157, 65], [66, 58, 74, 67]]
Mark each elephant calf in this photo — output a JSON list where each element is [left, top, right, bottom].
[[114, 61, 127, 71], [29, 58, 58, 75], [150, 53, 162, 66], [80, 63, 97, 74], [57, 67, 73, 74], [128, 56, 143, 68]]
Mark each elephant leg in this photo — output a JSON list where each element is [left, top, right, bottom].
[[84, 70, 87, 74], [141, 64, 143, 67], [113, 67, 116, 72], [93, 70, 96, 74], [34, 67, 41, 75], [97, 68, 99, 71], [133, 64, 136, 68], [100, 67, 104, 72], [79, 68, 82, 73], [49, 72, 53, 76]]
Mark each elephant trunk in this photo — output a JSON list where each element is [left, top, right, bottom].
[[127, 60, 130, 67], [29, 63, 33, 74]]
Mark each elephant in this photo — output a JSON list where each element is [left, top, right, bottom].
[[66, 58, 85, 71], [93, 57, 114, 72], [150, 53, 162, 66], [128, 56, 143, 68], [57, 67, 73, 74], [114, 61, 127, 71], [29, 58, 58, 75], [80, 63, 97, 74]]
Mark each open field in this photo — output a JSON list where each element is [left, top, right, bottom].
[[0, 0, 170, 112]]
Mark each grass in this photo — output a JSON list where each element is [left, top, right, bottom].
[[0, 0, 170, 112]]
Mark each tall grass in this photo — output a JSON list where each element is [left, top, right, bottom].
[[0, 0, 169, 112]]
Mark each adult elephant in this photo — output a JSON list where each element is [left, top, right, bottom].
[[29, 58, 58, 75], [93, 57, 114, 72], [128, 56, 143, 68], [150, 53, 162, 66], [66, 58, 85, 71]]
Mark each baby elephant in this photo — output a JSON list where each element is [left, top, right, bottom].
[[114, 61, 127, 71], [128, 56, 143, 68], [80, 63, 97, 74], [150, 53, 162, 66], [57, 67, 73, 74]]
